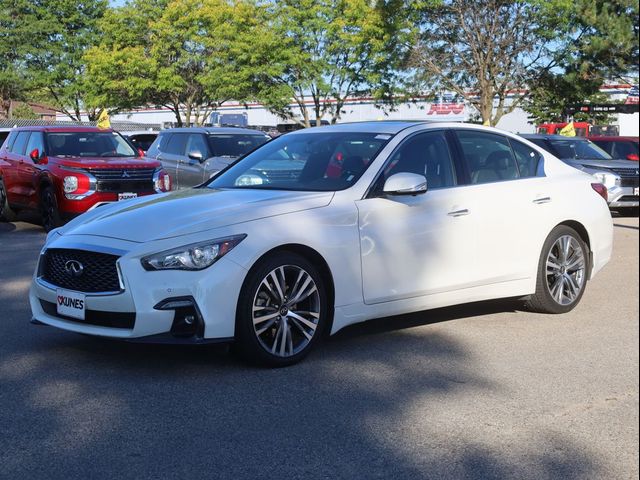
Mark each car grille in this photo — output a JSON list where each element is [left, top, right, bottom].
[[89, 168, 156, 180], [40, 300, 135, 329], [620, 177, 639, 188], [41, 249, 121, 293], [610, 167, 639, 178], [256, 169, 301, 183], [96, 180, 154, 193]]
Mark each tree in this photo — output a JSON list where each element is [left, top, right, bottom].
[[30, 0, 108, 121], [0, 0, 51, 118], [85, 0, 259, 126], [253, 0, 415, 127], [410, 0, 569, 126], [524, 0, 639, 124]]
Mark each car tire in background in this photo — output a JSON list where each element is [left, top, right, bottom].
[[0, 178, 17, 222], [235, 251, 328, 367], [40, 185, 62, 232], [525, 225, 589, 314]]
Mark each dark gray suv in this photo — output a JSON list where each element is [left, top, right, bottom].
[[146, 127, 271, 189]]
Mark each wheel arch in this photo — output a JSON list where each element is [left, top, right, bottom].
[[242, 243, 336, 336]]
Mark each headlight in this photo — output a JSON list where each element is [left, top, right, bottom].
[[235, 174, 264, 186], [591, 171, 620, 189], [141, 235, 246, 271]]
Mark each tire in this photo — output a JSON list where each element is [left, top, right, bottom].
[[40, 185, 62, 232], [0, 178, 17, 222], [235, 251, 328, 367], [525, 225, 589, 314]]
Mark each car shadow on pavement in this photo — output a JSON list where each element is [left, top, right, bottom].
[[1, 304, 604, 479]]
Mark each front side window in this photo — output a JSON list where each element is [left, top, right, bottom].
[[25, 132, 45, 157], [208, 132, 390, 191], [186, 134, 209, 157], [207, 134, 270, 158], [375, 131, 456, 192], [164, 134, 188, 156], [456, 130, 520, 184], [46, 132, 137, 158]]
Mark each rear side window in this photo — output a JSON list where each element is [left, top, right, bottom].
[[11, 132, 31, 155], [25, 132, 45, 157], [0, 132, 9, 149], [509, 139, 542, 177], [455, 130, 519, 184], [164, 133, 188, 155]]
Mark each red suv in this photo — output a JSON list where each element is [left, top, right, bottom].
[[589, 136, 639, 162], [0, 126, 171, 231]]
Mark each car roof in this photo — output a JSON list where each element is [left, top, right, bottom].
[[13, 125, 114, 133], [160, 127, 269, 135], [285, 120, 432, 135], [589, 136, 639, 142], [520, 133, 592, 141], [121, 130, 159, 136]]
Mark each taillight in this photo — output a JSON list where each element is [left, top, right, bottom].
[[627, 153, 639, 161], [153, 169, 171, 192], [591, 183, 608, 202], [138, 148, 145, 158]]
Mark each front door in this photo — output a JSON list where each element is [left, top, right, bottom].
[[177, 133, 209, 188], [357, 130, 479, 304]]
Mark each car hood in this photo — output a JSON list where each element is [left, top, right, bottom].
[[562, 158, 639, 171], [53, 156, 160, 169], [59, 188, 334, 242]]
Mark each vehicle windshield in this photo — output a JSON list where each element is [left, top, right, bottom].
[[208, 132, 391, 191], [548, 139, 612, 160], [46, 132, 137, 158], [207, 134, 270, 158]]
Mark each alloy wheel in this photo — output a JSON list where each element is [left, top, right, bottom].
[[252, 264, 321, 357], [545, 235, 586, 306]]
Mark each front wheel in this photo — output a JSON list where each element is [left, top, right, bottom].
[[40, 185, 62, 232], [235, 252, 328, 367], [525, 226, 589, 314]]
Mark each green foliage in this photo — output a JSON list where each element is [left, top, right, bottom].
[[252, 0, 416, 126], [524, 0, 639, 125], [10, 103, 39, 119], [85, 0, 262, 126]]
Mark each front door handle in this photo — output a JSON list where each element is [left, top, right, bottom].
[[448, 208, 470, 217], [533, 196, 552, 204]]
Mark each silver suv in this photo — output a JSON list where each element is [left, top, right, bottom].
[[146, 127, 271, 189]]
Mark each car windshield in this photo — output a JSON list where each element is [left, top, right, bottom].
[[208, 132, 391, 191], [207, 134, 270, 157], [548, 139, 612, 160], [46, 132, 137, 158]]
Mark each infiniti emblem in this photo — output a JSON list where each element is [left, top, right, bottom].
[[64, 260, 84, 277]]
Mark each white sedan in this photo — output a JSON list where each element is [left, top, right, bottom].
[[30, 122, 613, 366]]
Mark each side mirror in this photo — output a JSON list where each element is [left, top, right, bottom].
[[29, 148, 47, 164], [188, 151, 204, 162], [383, 172, 427, 196]]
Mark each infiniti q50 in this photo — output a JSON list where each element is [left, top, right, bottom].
[[30, 122, 613, 366]]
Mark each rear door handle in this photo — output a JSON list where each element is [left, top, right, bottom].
[[533, 196, 552, 204], [448, 208, 470, 217]]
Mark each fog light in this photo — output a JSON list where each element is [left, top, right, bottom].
[[184, 315, 195, 325], [154, 296, 204, 338]]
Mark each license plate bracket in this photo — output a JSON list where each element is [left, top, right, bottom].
[[56, 289, 86, 320]]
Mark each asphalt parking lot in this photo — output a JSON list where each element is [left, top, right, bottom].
[[0, 215, 638, 480]]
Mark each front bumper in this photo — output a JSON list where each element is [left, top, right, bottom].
[[29, 235, 248, 342]]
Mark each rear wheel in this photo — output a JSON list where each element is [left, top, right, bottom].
[[0, 178, 17, 222], [235, 252, 327, 367], [40, 185, 62, 232], [525, 226, 589, 314]]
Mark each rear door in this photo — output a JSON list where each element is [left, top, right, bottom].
[[451, 130, 550, 283]]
